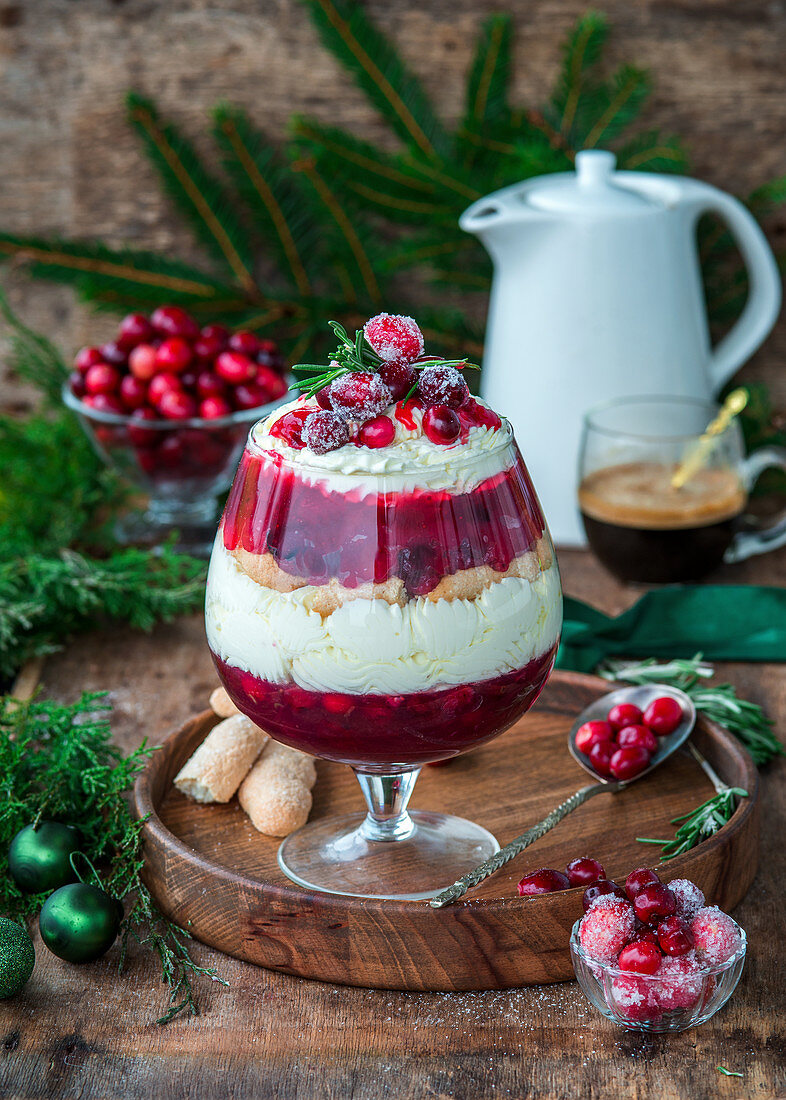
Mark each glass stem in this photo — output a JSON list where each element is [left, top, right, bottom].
[[353, 768, 420, 842]]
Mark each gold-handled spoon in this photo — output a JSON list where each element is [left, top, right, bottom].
[[429, 684, 696, 908], [670, 388, 748, 490]]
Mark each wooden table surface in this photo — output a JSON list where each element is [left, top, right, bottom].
[[1, 549, 784, 1099]]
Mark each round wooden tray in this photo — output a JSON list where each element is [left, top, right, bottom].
[[134, 671, 759, 990]]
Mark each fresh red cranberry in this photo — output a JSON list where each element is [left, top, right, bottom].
[[158, 389, 198, 421], [303, 410, 350, 454], [196, 370, 226, 399], [657, 914, 694, 956], [566, 857, 606, 888], [180, 369, 198, 390], [215, 351, 257, 385], [418, 364, 469, 409], [117, 312, 154, 350], [199, 396, 232, 419], [255, 364, 287, 396], [98, 341, 126, 366], [575, 719, 614, 755], [364, 313, 424, 363], [625, 868, 661, 901], [632, 928, 659, 946], [119, 374, 148, 410], [69, 371, 87, 398], [128, 343, 158, 381], [643, 696, 683, 736], [200, 323, 230, 346], [127, 407, 159, 445], [155, 337, 192, 374], [422, 404, 460, 445], [157, 433, 186, 468], [607, 702, 644, 731], [378, 360, 417, 400], [617, 941, 662, 974], [358, 415, 395, 449], [228, 331, 260, 356], [617, 724, 658, 754], [74, 346, 103, 373], [633, 883, 677, 926], [83, 393, 124, 415], [193, 334, 223, 362], [150, 305, 199, 341], [330, 372, 392, 420], [588, 740, 615, 777], [315, 386, 333, 410], [232, 383, 270, 410], [148, 373, 183, 406], [609, 745, 651, 781], [85, 363, 121, 395], [582, 880, 627, 912], [517, 868, 570, 896]]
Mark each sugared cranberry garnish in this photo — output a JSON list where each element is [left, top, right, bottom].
[[617, 724, 658, 754], [358, 415, 395, 449], [624, 867, 661, 901], [643, 696, 683, 736], [155, 336, 192, 374], [578, 895, 635, 962], [690, 906, 742, 964], [215, 351, 257, 385], [517, 868, 570, 896], [607, 702, 644, 731], [363, 313, 424, 364], [158, 389, 198, 420], [422, 404, 460, 445], [74, 346, 103, 373], [609, 745, 651, 781], [68, 371, 87, 398], [228, 331, 260, 356], [610, 974, 661, 1023], [151, 305, 199, 341], [303, 410, 350, 455], [85, 363, 121, 395], [633, 882, 677, 926], [315, 386, 333, 410], [330, 372, 392, 420], [232, 383, 270, 410], [128, 344, 158, 381], [119, 374, 148, 410], [575, 719, 613, 755], [583, 879, 626, 912], [668, 879, 706, 922], [117, 312, 154, 350], [199, 396, 232, 419], [566, 857, 606, 888], [418, 364, 469, 410], [588, 740, 615, 777], [657, 914, 694, 956], [617, 940, 662, 974], [98, 341, 126, 366], [655, 955, 704, 1011], [378, 360, 417, 400]]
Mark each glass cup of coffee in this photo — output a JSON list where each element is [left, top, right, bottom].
[[578, 396, 786, 584]]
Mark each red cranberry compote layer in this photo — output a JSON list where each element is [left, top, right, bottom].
[[206, 395, 562, 768]]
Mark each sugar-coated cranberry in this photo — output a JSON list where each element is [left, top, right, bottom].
[[583, 879, 627, 912], [617, 724, 658, 754], [657, 914, 695, 956], [128, 343, 158, 381], [588, 740, 615, 777], [69, 371, 87, 398], [422, 404, 460, 445], [215, 351, 257, 385], [566, 857, 606, 888], [155, 336, 192, 374], [633, 883, 677, 926], [364, 313, 424, 363], [232, 383, 270, 410], [609, 745, 651, 781], [517, 868, 570, 896], [117, 312, 154, 350], [578, 895, 635, 962], [610, 974, 661, 1023], [83, 393, 124, 415], [151, 305, 199, 340], [127, 407, 158, 445], [196, 370, 226, 399], [85, 363, 121, 395], [98, 341, 126, 366], [358, 415, 395, 449], [378, 360, 417, 400], [199, 396, 232, 419], [617, 940, 662, 974], [643, 696, 683, 736], [315, 387, 333, 410], [119, 374, 148, 410], [303, 410, 350, 454], [607, 702, 644, 731], [74, 346, 103, 373], [330, 372, 392, 420], [158, 389, 198, 420], [228, 331, 260, 356], [668, 879, 706, 922], [625, 867, 661, 901], [690, 906, 742, 964], [148, 373, 183, 406], [418, 364, 469, 410], [575, 719, 613, 755], [193, 333, 224, 362], [654, 955, 704, 1011]]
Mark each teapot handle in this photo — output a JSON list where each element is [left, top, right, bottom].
[[689, 186, 781, 393]]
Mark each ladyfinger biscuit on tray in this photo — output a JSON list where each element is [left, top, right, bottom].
[[174, 714, 269, 804], [238, 742, 317, 837], [209, 686, 239, 718]]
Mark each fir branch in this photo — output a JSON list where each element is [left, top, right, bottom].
[[637, 788, 747, 859], [464, 15, 512, 129], [581, 65, 652, 148], [614, 130, 688, 174], [550, 11, 608, 138], [0, 288, 69, 405]]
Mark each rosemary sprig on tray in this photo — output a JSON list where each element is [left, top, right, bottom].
[[637, 788, 748, 859]]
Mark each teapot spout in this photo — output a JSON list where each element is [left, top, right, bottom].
[[460, 191, 539, 261]]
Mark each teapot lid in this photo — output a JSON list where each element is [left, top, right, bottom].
[[523, 151, 658, 215]]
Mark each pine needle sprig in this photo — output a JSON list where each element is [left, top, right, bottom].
[[637, 787, 748, 859]]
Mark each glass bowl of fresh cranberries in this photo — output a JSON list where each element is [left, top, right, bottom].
[[63, 306, 291, 554], [570, 870, 746, 1033]]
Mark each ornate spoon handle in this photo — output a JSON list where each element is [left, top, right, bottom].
[[429, 781, 616, 908]]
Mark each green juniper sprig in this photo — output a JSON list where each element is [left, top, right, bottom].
[[637, 788, 748, 859]]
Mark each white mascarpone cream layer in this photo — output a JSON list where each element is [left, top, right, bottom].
[[250, 397, 515, 496], [206, 537, 562, 695]]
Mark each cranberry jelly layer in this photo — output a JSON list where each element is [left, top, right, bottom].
[[221, 445, 546, 596], [213, 646, 557, 767]]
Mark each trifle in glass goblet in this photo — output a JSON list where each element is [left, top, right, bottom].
[[206, 314, 562, 899]]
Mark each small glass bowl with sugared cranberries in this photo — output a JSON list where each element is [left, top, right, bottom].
[[206, 374, 562, 900], [570, 917, 747, 1033]]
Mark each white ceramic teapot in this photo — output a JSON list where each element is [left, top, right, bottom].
[[461, 151, 782, 545]]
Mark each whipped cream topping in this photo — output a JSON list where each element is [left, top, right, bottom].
[[206, 537, 562, 696]]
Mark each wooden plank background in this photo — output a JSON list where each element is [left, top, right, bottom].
[[0, 0, 785, 410]]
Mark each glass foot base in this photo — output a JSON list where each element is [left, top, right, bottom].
[[277, 811, 499, 900], [114, 498, 219, 557]]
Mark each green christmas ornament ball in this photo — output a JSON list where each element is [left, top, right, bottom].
[[8, 821, 81, 894], [39, 883, 122, 964], [0, 918, 35, 998]]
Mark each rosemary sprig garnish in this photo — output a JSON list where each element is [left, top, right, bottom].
[[637, 787, 748, 858]]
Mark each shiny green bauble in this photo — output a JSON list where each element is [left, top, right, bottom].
[[39, 883, 122, 964], [0, 918, 35, 998], [8, 821, 81, 894]]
